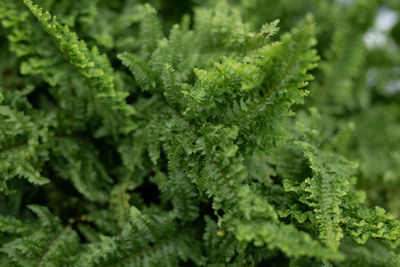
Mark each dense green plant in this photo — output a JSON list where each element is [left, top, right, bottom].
[[0, 0, 399, 266]]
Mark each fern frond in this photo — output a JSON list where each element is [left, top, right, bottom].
[[118, 52, 157, 92], [151, 171, 199, 222], [1, 205, 80, 267], [77, 207, 204, 267], [296, 141, 357, 250], [137, 4, 163, 53], [23, 0, 135, 118]]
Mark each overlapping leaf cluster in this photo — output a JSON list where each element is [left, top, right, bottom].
[[0, 0, 399, 266]]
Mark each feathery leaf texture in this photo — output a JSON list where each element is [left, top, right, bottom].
[[23, 0, 136, 133], [0, 0, 399, 266]]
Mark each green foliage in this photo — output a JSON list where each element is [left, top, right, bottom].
[[0, 0, 399, 266], [1, 205, 80, 266]]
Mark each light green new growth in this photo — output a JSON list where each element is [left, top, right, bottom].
[[23, 0, 134, 113]]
